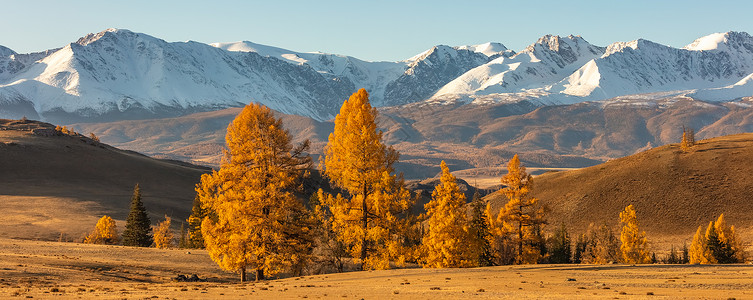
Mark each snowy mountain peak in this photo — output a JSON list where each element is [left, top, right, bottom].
[[0, 45, 16, 57], [75, 28, 125, 46], [522, 34, 604, 67], [603, 39, 668, 56], [683, 31, 753, 52], [456, 42, 509, 57]]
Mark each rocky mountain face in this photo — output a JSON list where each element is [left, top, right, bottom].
[[382, 45, 491, 106]]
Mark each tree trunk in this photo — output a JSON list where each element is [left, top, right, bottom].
[[255, 268, 265, 281], [360, 185, 368, 271], [518, 205, 523, 264], [240, 267, 246, 282]]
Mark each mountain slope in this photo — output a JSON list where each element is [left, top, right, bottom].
[[0, 118, 209, 240]]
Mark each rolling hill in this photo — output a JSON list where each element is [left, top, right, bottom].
[[484, 132, 753, 248], [0, 118, 209, 241]]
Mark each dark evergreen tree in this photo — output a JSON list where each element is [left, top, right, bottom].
[[666, 245, 680, 264], [573, 233, 588, 264], [178, 222, 188, 248], [122, 184, 153, 247], [469, 190, 494, 266], [187, 193, 207, 248], [548, 224, 572, 263], [681, 243, 689, 264], [706, 226, 737, 263]]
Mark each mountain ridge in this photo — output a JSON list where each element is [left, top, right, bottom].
[[2, 29, 753, 124]]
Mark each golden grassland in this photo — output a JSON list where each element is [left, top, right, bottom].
[[1, 238, 752, 299]]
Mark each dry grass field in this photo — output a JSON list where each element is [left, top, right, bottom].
[[1, 238, 752, 299]]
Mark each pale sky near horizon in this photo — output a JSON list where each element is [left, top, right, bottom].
[[1, 0, 752, 61]]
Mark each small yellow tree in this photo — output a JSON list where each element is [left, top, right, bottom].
[[619, 205, 651, 264], [680, 126, 695, 152], [84, 215, 119, 245], [198, 103, 314, 282], [153, 216, 174, 249], [422, 161, 473, 268], [489, 154, 546, 264], [689, 224, 714, 264], [323, 89, 413, 270]]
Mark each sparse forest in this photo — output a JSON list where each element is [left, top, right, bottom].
[[67, 98, 747, 283]]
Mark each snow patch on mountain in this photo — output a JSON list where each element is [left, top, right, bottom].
[[690, 72, 753, 101], [456, 42, 512, 57], [684, 32, 729, 51]]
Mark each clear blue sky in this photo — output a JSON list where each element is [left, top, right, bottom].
[[2, 0, 752, 61]]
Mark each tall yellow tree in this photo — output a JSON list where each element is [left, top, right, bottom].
[[423, 161, 473, 268], [323, 88, 413, 270], [153, 215, 174, 249], [198, 103, 314, 282], [489, 154, 546, 264], [84, 215, 119, 245], [618, 205, 651, 264]]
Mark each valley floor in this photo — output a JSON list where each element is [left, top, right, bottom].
[[0, 238, 751, 299]]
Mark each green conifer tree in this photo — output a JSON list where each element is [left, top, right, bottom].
[[549, 224, 572, 263], [187, 194, 207, 248], [122, 184, 153, 247], [469, 189, 494, 266], [178, 222, 188, 248]]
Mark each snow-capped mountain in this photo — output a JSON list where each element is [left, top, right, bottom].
[[2, 29, 753, 123], [0, 29, 356, 122], [211, 41, 503, 107], [210, 40, 406, 106], [558, 31, 753, 98], [382, 45, 491, 106], [432, 35, 604, 98]]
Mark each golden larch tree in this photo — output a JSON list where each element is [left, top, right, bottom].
[[680, 126, 695, 152], [84, 215, 119, 245], [488, 154, 546, 264], [153, 215, 174, 249], [198, 103, 314, 282], [323, 88, 413, 270], [618, 205, 651, 264], [689, 224, 714, 264], [422, 161, 473, 268]]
